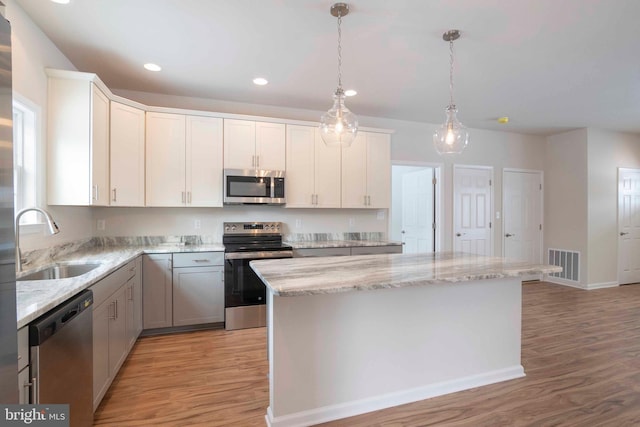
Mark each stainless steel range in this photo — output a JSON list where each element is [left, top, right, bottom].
[[223, 222, 292, 330]]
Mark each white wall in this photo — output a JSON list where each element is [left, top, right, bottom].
[[6, 0, 94, 251], [544, 129, 589, 286], [587, 129, 640, 286], [91, 206, 387, 240]]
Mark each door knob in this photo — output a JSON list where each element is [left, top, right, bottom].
[[620, 232, 629, 236], [456, 233, 462, 237], [505, 233, 514, 237], [401, 230, 406, 234]]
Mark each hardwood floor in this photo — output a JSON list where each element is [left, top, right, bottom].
[[94, 282, 640, 426]]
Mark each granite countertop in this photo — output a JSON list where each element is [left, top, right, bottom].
[[16, 243, 224, 329], [251, 251, 562, 297], [286, 240, 402, 249]]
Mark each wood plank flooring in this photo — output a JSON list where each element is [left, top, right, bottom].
[[94, 282, 640, 426]]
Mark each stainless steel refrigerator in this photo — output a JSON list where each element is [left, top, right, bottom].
[[0, 11, 17, 403]]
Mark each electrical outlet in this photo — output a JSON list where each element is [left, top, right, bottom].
[[194, 219, 201, 230], [496, 211, 501, 220], [295, 219, 302, 229], [349, 218, 355, 227], [377, 210, 386, 220], [96, 219, 105, 231]]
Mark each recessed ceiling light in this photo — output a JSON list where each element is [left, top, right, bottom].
[[51, 0, 70, 4], [498, 116, 509, 124], [253, 77, 268, 86], [344, 89, 357, 97], [144, 63, 162, 72]]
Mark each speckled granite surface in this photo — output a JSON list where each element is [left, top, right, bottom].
[[16, 237, 224, 329], [251, 251, 562, 297]]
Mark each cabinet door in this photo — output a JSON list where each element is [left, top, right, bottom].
[[341, 132, 368, 208], [223, 119, 256, 169], [285, 125, 315, 208], [110, 101, 145, 206], [145, 112, 186, 206], [314, 128, 342, 208], [109, 286, 128, 377], [142, 254, 173, 329], [91, 84, 110, 206], [186, 116, 223, 207], [256, 122, 286, 170], [365, 132, 391, 208], [48, 78, 108, 205], [92, 300, 111, 411], [18, 368, 30, 404], [173, 266, 224, 326]]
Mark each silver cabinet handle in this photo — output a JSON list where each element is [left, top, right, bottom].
[[367, 195, 371, 206], [364, 196, 367, 206], [256, 155, 260, 168], [109, 301, 116, 320], [112, 188, 117, 202], [193, 259, 210, 263], [505, 233, 515, 237], [620, 232, 629, 236], [181, 191, 186, 204], [315, 194, 318, 205], [311, 194, 314, 205], [251, 155, 255, 167], [188, 192, 192, 204]]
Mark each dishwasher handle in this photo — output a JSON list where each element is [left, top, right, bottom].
[[29, 289, 94, 346]]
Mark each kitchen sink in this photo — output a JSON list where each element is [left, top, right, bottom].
[[18, 262, 102, 281]]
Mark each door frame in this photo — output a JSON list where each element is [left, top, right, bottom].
[[453, 164, 494, 256], [390, 161, 443, 252], [501, 168, 544, 261]]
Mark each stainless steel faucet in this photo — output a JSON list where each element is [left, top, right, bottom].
[[15, 207, 60, 272]]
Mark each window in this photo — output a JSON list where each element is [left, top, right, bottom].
[[13, 96, 39, 226]]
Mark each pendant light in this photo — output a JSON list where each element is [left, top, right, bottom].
[[319, 3, 358, 147], [433, 29, 469, 155]]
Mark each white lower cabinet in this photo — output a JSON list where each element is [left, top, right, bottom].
[[142, 254, 173, 329], [173, 252, 224, 326], [17, 326, 30, 404], [143, 252, 225, 330], [92, 257, 141, 411]]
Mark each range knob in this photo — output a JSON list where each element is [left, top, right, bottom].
[[231, 225, 236, 231]]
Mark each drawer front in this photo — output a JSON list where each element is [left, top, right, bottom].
[[173, 252, 223, 268]]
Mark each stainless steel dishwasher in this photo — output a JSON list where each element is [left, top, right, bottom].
[[30, 289, 94, 427]]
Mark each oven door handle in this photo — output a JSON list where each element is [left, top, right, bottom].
[[225, 251, 293, 260]]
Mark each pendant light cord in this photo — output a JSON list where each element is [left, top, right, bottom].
[[449, 38, 454, 107], [337, 10, 343, 89]]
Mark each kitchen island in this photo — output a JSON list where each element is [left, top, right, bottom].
[[251, 252, 561, 427]]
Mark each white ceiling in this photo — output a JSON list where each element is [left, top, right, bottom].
[[14, 0, 640, 136]]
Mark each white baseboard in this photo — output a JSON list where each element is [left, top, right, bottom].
[[546, 277, 619, 290], [265, 365, 525, 427]]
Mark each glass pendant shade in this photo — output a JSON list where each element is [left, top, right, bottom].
[[433, 105, 469, 154], [320, 88, 358, 147]]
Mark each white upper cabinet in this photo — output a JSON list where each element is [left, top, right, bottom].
[[224, 119, 285, 170], [110, 101, 145, 206], [146, 112, 223, 207], [186, 115, 224, 207], [285, 125, 341, 208], [146, 112, 186, 207], [341, 132, 391, 209], [48, 75, 110, 206]]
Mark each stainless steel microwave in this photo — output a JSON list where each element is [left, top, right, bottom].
[[223, 169, 285, 205]]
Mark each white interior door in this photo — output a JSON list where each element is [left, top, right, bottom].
[[618, 168, 640, 284], [453, 165, 492, 255], [503, 170, 543, 264], [401, 168, 434, 253]]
